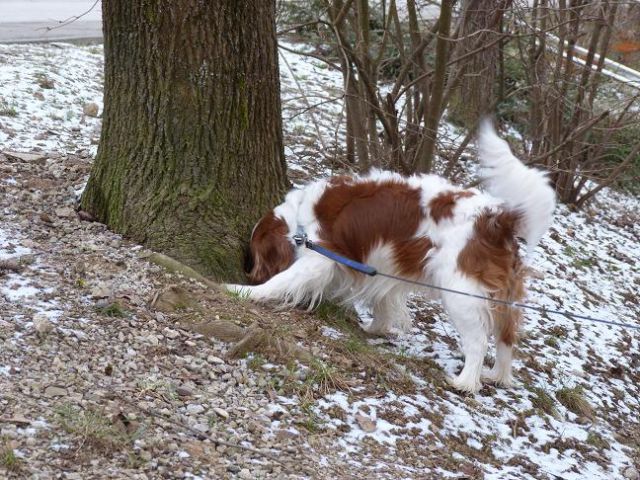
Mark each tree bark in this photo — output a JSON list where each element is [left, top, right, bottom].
[[81, 0, 288, 282]]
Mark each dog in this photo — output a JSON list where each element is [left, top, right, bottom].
[[226, 121, 555, 393]]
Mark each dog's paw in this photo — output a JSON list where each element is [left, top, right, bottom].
[[361, 323, 390, 336], [481, 368, 513, 387], [393, 317, 413, 335], [447, 374, 481, 394]]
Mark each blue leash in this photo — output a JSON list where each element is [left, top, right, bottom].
[[292, 232, 640, 331]]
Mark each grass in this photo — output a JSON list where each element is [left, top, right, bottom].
[[572, 257, 596, 269], [530, 387, 558, 418], [556, 386, 594, 419], [544, 336, 560, 349], [0, 99, 18, 117], [34, 72, 54, 89], [55, 404, 142, 453], [246, 353, 266, 371], [225, 287, 252, 301], [95, 301, 128, 318], [304, 360, 350, 396], [586, 431, 610, 450], [1, 441, 21, 472], [343, 336, 371, 354]]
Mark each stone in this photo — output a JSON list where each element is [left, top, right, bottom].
[[44, 386, 67, 398], [186, 404, 205, 415], [4, 151, 47, 163], [55, 206, 75, 218], [175, 386, 193, 397], [623, 467, 639, 480], [207, 355, 224, 365], [33, 314, 53, 336], [91, 283, 112, 299], [163, 328, 180, 339], [239, 468, 252, 480], [213, 407, 229, 419], [83, 102, 99, 117], [355, 412, 376, 433]]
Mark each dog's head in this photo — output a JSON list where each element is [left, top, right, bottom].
[[246, 211, 295, 285]]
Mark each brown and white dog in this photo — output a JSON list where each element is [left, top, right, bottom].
[[226, 122, 555, 393]]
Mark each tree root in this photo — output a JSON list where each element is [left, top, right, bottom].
[[150, 284, 316, 365]]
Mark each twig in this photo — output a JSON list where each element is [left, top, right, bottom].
[[279, 50, 329, 152], [37, 0, 100, 32]]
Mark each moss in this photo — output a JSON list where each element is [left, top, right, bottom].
[[586, 431, 610, 450], [95, 302, 128, 318], [544, 336, 560, 349]]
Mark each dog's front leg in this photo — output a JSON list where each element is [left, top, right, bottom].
[[368, 291, 412, 335], [225, 253, 336, 308]]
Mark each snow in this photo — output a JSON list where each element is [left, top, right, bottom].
[[0, 42, 103, 155]]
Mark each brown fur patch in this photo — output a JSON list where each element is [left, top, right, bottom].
[[247, 211, 294, 285], [428, 190, 475, 223], [393, 237, 433, 279], [457, 209, 524, 345], [314, 180, 426, 270]]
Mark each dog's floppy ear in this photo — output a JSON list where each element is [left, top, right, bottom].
[[247, 211, 295, 285]]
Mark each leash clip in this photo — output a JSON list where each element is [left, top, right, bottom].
[[292, 232, 308, 247]]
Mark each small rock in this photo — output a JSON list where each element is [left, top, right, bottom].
[[33, 314, 53, 336], [275, 429, 298, 442], [55, 206, 75, 218], [4, 151, 47, 163], [207, 355, 224, 365], [186, 404, 205, 415], [33, 91, 45, 100], [77, 210, 96, 222], [44, 386, 67, 398], [39, 212, 54, 224], [83, 102, 99, 117], [193, 423, 209, 433], [213, 407, 229, 419], [355, 412, 376, 433], [91, 283, 112, 299], [239, 468, 252, 480], [175, 386, 193, 397], [623, 467, 639, 480], [227, 465, 241, 474], [163, 328, 180, 339]]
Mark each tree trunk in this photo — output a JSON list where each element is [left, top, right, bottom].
[[81, 0, 288, 282]]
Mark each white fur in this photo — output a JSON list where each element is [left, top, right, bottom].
[[227, 127, 555, 394], [477, 120, 556, 254]]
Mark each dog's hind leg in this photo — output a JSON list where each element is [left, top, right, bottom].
[[226, 253, 336, 307], [439, 281, 491, 394], [482, 302, 521, 387]]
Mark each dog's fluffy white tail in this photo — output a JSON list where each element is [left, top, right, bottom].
[[477, 119, 556, 253]]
